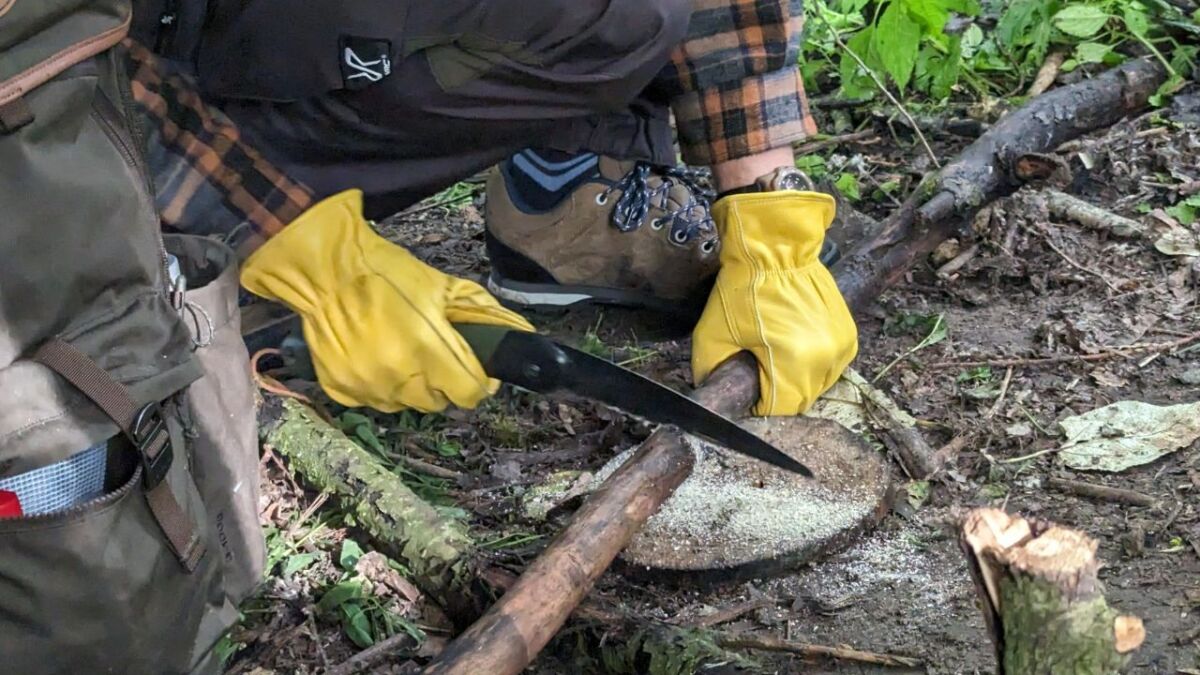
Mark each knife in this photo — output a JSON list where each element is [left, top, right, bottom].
[[453, 323, 813, 477], [240, 309, 811, 476]]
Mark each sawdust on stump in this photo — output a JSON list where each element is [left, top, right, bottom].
[[594, 417, 891, 581]]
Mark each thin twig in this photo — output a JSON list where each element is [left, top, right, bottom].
[[984, 367, 1014, 420], [1025, 223, 1124, 292], [929, 331, 1200, 370], [326, 631, 420, 675], [678, 598, 774, 628], [1026, 51, 1066, 97], [794, 129, 878, 156], [395, 453, 466, 481], [718, 633, 921, 668], [830, 31, 940, 169], [1046, 477, 1158, 508]]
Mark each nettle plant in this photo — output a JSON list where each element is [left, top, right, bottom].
[[802, 0, 1198, 102]]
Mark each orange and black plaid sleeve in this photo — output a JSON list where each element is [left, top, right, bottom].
[[124, 40, 314, 259], [659, 0, 817, 166]]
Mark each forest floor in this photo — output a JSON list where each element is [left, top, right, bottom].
[[224, 91, 1200, 675]]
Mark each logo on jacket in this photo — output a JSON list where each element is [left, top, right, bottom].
[[339, 37, 393, 90]]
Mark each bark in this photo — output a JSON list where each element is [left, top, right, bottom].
[[1043, 189, 1146, 238], [260, 398, 482, 625], [834, 58, 1167, 306], [960, 509, 1145, 674], [424, 59, 1169, 675]]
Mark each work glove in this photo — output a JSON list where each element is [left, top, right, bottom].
[[692, 191, 858, 416], [241, 189, 534, 413]]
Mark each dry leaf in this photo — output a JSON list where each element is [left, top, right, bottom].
[[1059, 400, 1200, 472]]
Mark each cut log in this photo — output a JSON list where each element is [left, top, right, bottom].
[[424, 59, 1168, 675], [260, 397, 482, 625], [961, 509, 1145, 674]]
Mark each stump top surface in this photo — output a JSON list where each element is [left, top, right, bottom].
[[599, 417, 890, 578]]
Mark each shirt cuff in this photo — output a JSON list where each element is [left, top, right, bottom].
[[671, 69, 818, 166]]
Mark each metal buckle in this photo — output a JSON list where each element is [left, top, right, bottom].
[[131, 402, 173, 489]]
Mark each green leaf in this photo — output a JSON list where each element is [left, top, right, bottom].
[[997, 0, 1046, 47], [338, 411, 372, 431], [1122, 5, 1150, 37], [840, 27, 880, 99], [282, 552, 318, 577], [834, 173, 861, 201], [1074, 42, 1112, 63], [876, 3, 922, 91], [355, 425, 385, 453], [434, 441, 462, 458], [340, 603, 375, 648], [339, 539, 365, 570], [317, 581, 364, 614], [795, 154, 828, 178], [929, 37, 963, 98], [1052, 5, 1111, 38], [960, 24, 984, 58], [901, 0, 950, 33], [906, 480, 930, 510], [980, 483, 1008, 499], [1166, 202, 1197, 225], [956, 366, 993, 383], [916, 313, 949, 349]]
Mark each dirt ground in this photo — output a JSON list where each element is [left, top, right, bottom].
[[227, 96, 1200, 674]]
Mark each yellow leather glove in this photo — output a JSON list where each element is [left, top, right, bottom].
[[241, 189, 534, 413], [692, 191, 858, 416]]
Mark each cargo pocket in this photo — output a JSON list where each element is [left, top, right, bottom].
[[166, 234, 267, 605], [0, 438, 227, 674]]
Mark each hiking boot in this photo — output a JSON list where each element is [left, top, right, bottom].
[[484, 150, 721, 315]]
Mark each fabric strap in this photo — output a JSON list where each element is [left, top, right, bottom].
[[34, 339, 205, 571]]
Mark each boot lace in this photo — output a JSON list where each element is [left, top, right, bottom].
[[600, 162, 716, 248]]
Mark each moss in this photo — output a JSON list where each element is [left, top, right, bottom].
[[268, 400, 473, 598], [1001, 574, 1130, 675]]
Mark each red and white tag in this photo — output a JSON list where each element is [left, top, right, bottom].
[[0, 490, 23, 518]]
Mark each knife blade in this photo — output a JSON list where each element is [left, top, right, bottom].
[[454, 324, 813, 477]]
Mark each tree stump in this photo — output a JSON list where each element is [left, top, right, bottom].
[[960, 509, 1145, 674]]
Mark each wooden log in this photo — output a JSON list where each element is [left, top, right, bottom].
[[260, 397, 482, 625], [423, 356, 756, 674], [834, 58, 1167, 307], [423, 59, 1168, 675], [961, 509, 1145, 674]]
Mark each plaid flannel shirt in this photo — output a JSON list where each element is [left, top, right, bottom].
[[127, 1, 814, 246], [663, 0, 817, 166], [125, 41, 314, 258]]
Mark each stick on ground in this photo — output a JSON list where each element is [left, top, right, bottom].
[[261, 398, 481, 625], [717, 634, 921, 668], [1046, 476, 1158, 508]]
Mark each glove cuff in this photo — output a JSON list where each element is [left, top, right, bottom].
[[711, 191, 836, 269]]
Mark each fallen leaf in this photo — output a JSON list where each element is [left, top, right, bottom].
[[1175, 368, 1200, 386], [1090, 369, 1129, 389], [1154, 226, 1200, 257], [355, 551, 421, 605], [490, 458, 523, 482], [1006, 422, 1033, 438], [1058, 400, 1200, 472]]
